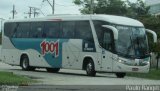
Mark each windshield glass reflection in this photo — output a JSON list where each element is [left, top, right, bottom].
[[116, 26, 149, 59]]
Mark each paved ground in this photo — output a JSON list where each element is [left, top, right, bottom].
[[1, 85, 150, 91], [1, 62, 160, 91], [0, 62, 160, 85]]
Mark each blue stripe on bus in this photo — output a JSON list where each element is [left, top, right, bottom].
[[11, 38, 68, 68]]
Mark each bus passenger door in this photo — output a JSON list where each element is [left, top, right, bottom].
[[101, 29, 114, 72]]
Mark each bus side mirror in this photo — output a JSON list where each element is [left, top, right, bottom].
[[145, 29, 157, 43], [102, 25, 118, 40]]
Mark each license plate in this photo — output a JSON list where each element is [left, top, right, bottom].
[[132, 68, 139, 71]]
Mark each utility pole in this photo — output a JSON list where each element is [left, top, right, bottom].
[[29, 7, 32, 18], [0, 18, 5, 32], [43, 0, 55, 14], [12, 5, 15, 19], [25, 7, 40, 18], [33, 7, 40, 18], [0, 18, 4, 44], [90, 0, 94, 14], [24, 7, 32, 18], [52, 0, 55, 14], [11, 5, 17, 19]]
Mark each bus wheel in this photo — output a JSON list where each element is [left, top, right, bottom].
[[46, 68, 60, 73], [116, 73, 126, 78], [86, 61, 96, 76], [21, 56, 30, 71]]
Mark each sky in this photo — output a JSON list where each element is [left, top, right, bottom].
[[0, 0, 143, 30], [0, 0, 81, 19], [0, 0, 143, 19]]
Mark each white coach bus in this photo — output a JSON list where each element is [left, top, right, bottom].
[[2, 14, 157, 78]]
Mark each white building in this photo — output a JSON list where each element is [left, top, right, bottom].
[[146, 0, 160, 15]]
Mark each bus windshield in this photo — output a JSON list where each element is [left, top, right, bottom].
[[115, 25, 149, 59]]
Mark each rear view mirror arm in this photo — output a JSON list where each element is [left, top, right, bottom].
[[102, 25, 118, 40], [146, 29, 157, 43]]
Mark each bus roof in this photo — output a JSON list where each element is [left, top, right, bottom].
[[5, 14, 144, 27]]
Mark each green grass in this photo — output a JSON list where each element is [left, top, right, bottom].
[[0, 71, 35, 85], [127, 69, 160, 80]]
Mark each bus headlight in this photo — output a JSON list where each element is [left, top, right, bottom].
[[118, 59, 126, 64], [142, 61, 150, 65], [118, 60, 122, 63], [117, 59, 131, 65]]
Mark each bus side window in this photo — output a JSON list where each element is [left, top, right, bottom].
[[30, 22, 44, 38], [102, 28, 114, 52], [103, 32, 112, 51], [62, 21, 75, 39], [93, 20, 109, 47], [13, 23, 30, 38], [75, 21, 93, 42], [44, 21, 60, 38], [14, 23, 21, 37], [4, 23, 17, 38]]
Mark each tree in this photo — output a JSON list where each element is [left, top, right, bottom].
[[73, 0, 149, 17], [73, 0, 128, 15], [73, 0, 90, 14], [0, 32, 1, 44], [95, 0, 128, 15], [126, 0, 150, 18]]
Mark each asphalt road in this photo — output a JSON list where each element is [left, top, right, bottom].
[[0, 62, 160, 86], [1, 61, 160, 91], [0, 85, 145, 91]]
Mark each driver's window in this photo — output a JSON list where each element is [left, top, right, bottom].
[[103, 31, 112, 51]]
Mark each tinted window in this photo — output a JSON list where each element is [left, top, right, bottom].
[[75, 21, 93, 42], [44, 21, 60, 38], [103, 31, 113, 51], [4, 23, 18, 38], [62, 21, 75, 38], [30, 22, 43, 38], [13, 23, 30, 38], [93, 20, 109, 45]]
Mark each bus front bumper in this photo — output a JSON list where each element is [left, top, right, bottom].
[[113, 61, 150, 73]]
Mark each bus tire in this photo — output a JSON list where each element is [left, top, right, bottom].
[[115, 73, 126, 78], [20, 55, 35, 71], [86, 60, 96, 77], [46, 68, 60, 73], [21, 55, 30, 71]]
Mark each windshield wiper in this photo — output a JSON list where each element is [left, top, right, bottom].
[[117, 51, 135, 59], [130, 36, 135, 51], [126, 36, 135, 55], [136, 37, 148, 58]]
